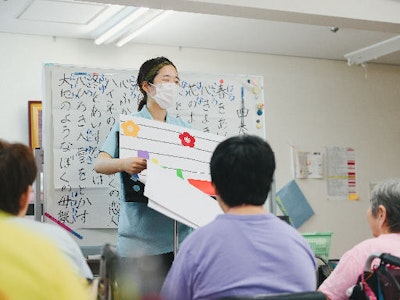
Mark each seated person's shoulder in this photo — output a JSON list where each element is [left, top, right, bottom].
[[10, 216, 71, 240], [0, 218, 90, 300], [7, 216, 94, 279]]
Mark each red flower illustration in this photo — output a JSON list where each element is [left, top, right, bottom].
[[179, 131, 195, 148]]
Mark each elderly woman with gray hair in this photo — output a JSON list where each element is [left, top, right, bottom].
[[318, 178, 400, 300]]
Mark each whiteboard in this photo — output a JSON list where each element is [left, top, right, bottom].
[[42, 64, 265, 229]]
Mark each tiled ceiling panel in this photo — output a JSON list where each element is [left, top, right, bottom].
[[18, 0, 107, 25]]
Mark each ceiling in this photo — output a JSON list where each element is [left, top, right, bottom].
[[1, 0, 400, 65]]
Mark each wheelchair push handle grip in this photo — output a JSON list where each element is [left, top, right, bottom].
[[380, 253, 400, 267]]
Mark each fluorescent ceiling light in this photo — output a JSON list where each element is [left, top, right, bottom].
[[116, 10, 173, 47], [87, 5, 124, 32], [95, 7, 149, 45], [344, 35, 400, 65]]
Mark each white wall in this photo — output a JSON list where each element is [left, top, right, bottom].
[[1, 32, 400, 258]]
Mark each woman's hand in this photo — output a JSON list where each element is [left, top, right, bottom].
[[121, 157, 147, 175], [94, 152, 147, 175]]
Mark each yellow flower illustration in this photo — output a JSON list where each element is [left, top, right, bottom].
[[121, 120, 140, 137]]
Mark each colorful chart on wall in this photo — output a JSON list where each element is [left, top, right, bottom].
[[43, 64, 265, 228]]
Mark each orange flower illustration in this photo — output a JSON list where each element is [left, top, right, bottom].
[[179, 131, 195, 148], [121, 120, 140, 137]]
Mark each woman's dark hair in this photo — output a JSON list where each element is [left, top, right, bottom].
[[210, 135, 276, 207], [0, 140, 37, 215], [137, 56, 177, 111]]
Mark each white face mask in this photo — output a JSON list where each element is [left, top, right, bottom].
[[149, 82, 179, 109]]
